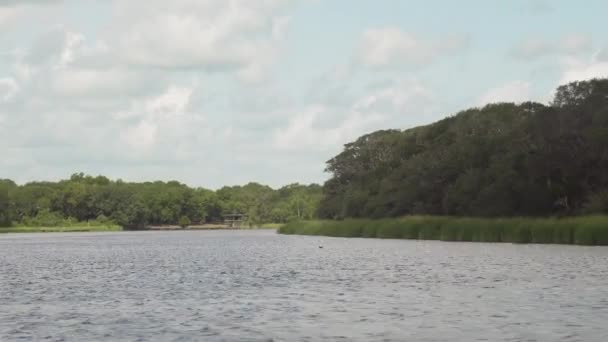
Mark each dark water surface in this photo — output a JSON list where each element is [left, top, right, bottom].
[[1, 230, 608, 341]]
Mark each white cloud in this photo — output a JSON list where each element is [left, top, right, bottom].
[[275, 79, 436, 151], [51, 68, 144, 97], [358, 27, 469, 68], [596, 48, 608, 62], [353, 80, 431, 113], [6, 1, 294, 89], [0, 1, 302, 186], [8, 27, 168, 109], [274, 105, 385, 152], [0, 0, 61, 5], [121, 120, 158, 151], [145, 85, 193, 116], [510, 33, 592, 60], [114, 85, 199, 156], [15, 28, 90, 73], [0, 0, 61, 32], [108, 0, 291, 77], [0, 77, 18, 102], [57, 31, 85, 67], [559, 54, 608, 85], [0, 7, 20, 28], [478, 81, 532, 105]]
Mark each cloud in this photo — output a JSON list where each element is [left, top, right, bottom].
[[274, 105, 388, 152], [108, 84, 201, 158], [0, 77, 18, 102], [107, 0, 291, 76], [478, 81, 532, 105], [120, 120, 158, 152], [0, 0, 61, 6], [4, 36, 439, 180], [11, 28, 147, 98], [274, 78, 436, 151], [510, 33, 592, 60], [357, 27, 469, 68], [8, 27, 170, 113], [558, 54, 608, 85], [0, 1, 303, 187], [51, 68, 151, 97], [0, 0, 61, 32], [0, 79, 205, 169], [0, 7, 19, 28], [114, 85, 193, 121], [5, 1, 294, 85], [598, 48, 608, 62], [10, 27, 76, 69]]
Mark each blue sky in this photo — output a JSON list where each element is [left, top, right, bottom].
[[1, 0, 607, 188]]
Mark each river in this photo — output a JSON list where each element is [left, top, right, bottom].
[[1, 230, 607, 341]]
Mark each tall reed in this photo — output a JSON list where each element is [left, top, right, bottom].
[[278, 216, 608, 245]]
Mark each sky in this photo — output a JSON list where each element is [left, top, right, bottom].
[[1, 0, 607, 189]]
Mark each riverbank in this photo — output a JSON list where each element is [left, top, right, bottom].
[[0, 225, 122, 233], [138, 224, 280, 231], [278, 216, 608, 245], [1, 223, 283, 234]]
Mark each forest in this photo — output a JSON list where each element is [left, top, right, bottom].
[[0, 174, 322, 228], [318, 79, 608, 219]]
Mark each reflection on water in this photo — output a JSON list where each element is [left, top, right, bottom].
[[1, 230, 608, 341]]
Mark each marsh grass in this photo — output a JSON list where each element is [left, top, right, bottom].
[[278, 216, 608, 245], [258, 223, 286, 229]]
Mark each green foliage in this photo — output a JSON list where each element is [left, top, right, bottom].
[[2, 174, 321, 229], [280, 216, 608, 245], [258, 223, 284, 229], [318, 79, 608, 219], [96, 214, 111, 224], [178, 215, 191, 228], [583, 190, 608, 214], [21, 209, 66, 227], [0, 180, 13, 227]]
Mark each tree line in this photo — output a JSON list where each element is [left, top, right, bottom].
[[318, 79, 608, 219], [3, 79, 608, 227], [0, 174, 322, 228]]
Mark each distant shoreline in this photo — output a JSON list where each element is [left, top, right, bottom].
[[1, 224, 281, 234], [127, 224, 278, 231], [0, 225, 122, 234]]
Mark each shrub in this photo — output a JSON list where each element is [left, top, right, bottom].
[[583, 191, 608, 214], [179, 215, 191, 228]]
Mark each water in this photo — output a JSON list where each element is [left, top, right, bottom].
[[1, 231, 608, 342]]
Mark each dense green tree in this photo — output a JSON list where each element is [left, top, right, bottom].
[[318, 79, 608, 219], [0, 180, 15, 227], [2, 175, 322, 228]]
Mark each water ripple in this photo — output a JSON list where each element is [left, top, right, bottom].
[[1, 231, 608, 341]]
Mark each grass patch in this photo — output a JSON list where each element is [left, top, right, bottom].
[[278, 216, 608, 246], [257, 223, 285, 229]]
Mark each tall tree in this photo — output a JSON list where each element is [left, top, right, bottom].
[[318, 78, 608, 219]]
